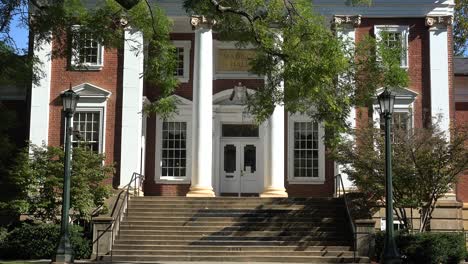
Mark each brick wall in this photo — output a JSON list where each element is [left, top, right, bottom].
[[455, 75, 468, 202], [355, 18, 431, 128], [48, 35, 123, 186]]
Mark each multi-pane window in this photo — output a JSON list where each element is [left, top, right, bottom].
[[293, 122, 319, 178], [71, 26, 103, 68], [72, 111, 101, 152], [78, 32, 100, 64], [161, 122, 187, 177], [375, 25, 409, 68], [392, 112, 411, 131], [174, 47, 185, 77]]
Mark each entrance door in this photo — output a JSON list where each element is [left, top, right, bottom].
[[220, 141, 260, 196]]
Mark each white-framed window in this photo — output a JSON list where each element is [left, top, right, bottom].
[[172, 41, 191, 83], [287, 114, 326, 184], [72, 108, 105, 153], [155, 113, 192, 183], [71, 26, 104, 70], [374, 25, 409, 69]]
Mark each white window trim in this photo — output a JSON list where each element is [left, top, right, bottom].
[[374, 25, 409, 69], [173, 40, 191, 83], [70, 25, 104, 70], [155, 113, 192, 184], [72, 106, 106, 153], [287, 114, 326, 184], [213, 41, 263, 80]]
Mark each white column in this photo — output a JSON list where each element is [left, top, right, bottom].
[[334, 15, 361, 191], [427, 16, 452, 138], [186, 16, 215, 197], [260, 94, 288, 197], [120, 28, 144, 187], [29, 34, 52, 147]]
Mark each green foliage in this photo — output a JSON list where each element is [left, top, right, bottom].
[[374, 232, 467, 264], [335, 123, 468, 231], [184, 0, 409, 147], [0, 222, 91, 259], [454, 0, 468, 56], [3, 145, 113, 223]]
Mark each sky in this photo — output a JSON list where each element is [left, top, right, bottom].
[[9, 13, 29, 54]]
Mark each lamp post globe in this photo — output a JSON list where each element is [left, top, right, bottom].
[[54, 87, 79, 264], [377, 88, 401, 264]]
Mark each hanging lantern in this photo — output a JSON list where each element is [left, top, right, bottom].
[[114, 0, 140, 10]]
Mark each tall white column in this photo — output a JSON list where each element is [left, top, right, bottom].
[[260, 95, 288, 197], [120, 28, 144, 187], [187, 16, 215, 197], [333, 15, 361, 191], [426, 16, 452, 139], [29, 34, 52, 147]]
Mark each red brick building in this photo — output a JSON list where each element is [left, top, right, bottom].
[[29, 1, 456, 198]]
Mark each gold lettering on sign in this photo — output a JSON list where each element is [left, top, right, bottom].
[[216, 49, 256, 72]]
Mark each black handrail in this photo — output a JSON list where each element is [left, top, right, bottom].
[[334, 173, 357, 262], [92, 172, 145, 262]]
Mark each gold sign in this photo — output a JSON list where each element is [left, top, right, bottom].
[[216, 49, 256, 72]]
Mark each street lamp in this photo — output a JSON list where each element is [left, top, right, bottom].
[[377, 88, 401, 264], [54, 87, 79, 264]]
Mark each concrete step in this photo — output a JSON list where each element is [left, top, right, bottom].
[[123, 216, 347, 222], [110, 249, 358, 257], [124, 212, 346, 218], [115, 234, 350, 241], [113, 239, 351, 246], [118, 224, 347, 232], [126, 207, 345, 213], [129, 197, 342, 202], [111, 244, 353, 252], [104, 255, 369, 263], [118, 229, 346, 237]]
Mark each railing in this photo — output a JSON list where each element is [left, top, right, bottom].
[[334, 174, 357, 262], [92, 172, 145, 262]]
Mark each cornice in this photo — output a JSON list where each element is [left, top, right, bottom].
[[425, 15, 454, 27], [190, 15, 216, 30]]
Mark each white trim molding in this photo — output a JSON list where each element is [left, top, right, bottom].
[[29, 34, 52, 147], [287, 113, 326, 185], [70, 25, 104, 70], [374, 25, 410, 69], [173, 40, 191, 83]]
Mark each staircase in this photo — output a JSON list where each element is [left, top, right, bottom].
[[108, 197, 369, 263]]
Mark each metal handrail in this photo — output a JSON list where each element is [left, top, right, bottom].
[[92, 172, 145, 262], [334, 174, 357, 262]]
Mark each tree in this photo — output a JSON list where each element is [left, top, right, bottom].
[[454, 0, 468, 56], [335, 123, 468, 232], [2, 144, 113, 223], [0, 0, 381, 143]]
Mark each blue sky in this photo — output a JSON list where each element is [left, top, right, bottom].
[[9, 14, 29, 53]]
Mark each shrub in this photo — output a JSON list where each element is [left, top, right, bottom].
[[374, 231, 467, 264], [0, 222, 91, 259]]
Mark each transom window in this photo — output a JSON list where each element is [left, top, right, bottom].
[[222, 124, 259, 137], [288, 114, 325, 184], [161, 122, 187, 178], [72, 111, 102, 152]]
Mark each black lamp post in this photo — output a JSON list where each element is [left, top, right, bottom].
[[377, 88, 401, 264], [54, 87, 79, 264]]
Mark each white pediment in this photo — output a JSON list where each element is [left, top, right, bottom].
[[375, 87, 418, 105], [71, 83, 112, 98], [171, 94, 192, 105]]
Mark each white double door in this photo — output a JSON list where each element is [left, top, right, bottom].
[[219, 140, 262, 195]]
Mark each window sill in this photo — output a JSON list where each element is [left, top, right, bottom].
[[70, 64, 103, 71], [288, 178, 325, 185], [155, 178, 190, 184], [177, 77, 189, 83]]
